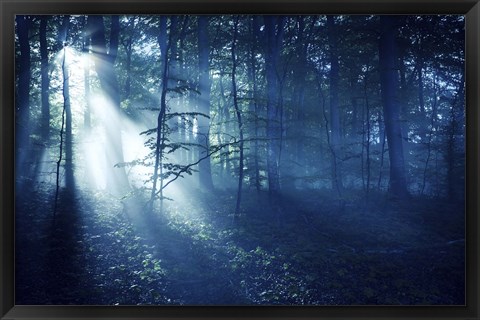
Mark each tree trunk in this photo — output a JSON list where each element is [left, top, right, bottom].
[[293, 16, 308, 179], [421, 74, 438, 196], [54, 16, 73, 216], [418, 59, 425, 134], [123, 17, 134, 100], [40, 16, 50, 140], [264, 16, 284, 195], [446, 73, 464, 200], [15, 15, 31, 180], [379, 16, 409, 198], [231, 17, 244, 221], [197, 16, 214, 190], [149, 16, 169, 214], [218, 74, 232, 179], [62, 16, 74, 192], [327, 15, 344, 196], [364, 80, 371, 197], [248, 16, 261, 192], [178, 17, 189, 164], [377, 111, 386, 190], [398, 40, 410, 147], [82, 16, 91, 130]]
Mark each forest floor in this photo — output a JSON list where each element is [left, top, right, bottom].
[[15, 181, 465, 305]]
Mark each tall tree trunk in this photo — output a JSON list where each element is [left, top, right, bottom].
[[218, 74, 232, 179], [248, 16, 261, 192], [327, 15, 344, 197], [54, 50, 66, 217], [231, 17, 244, 221], [364, 79, 371, 197], [168, 18, 178, 101], [197, 16, 214, 190], [149, 16, 169, 214], [446, 73, 464, 200], [421, 74, 438, 196], [178, 17, 188, 164], [377, 111, 386, 190], [88, 15, 130, 195], [122, 17, 134, 100], [446, 106, 456, 200], [40, 16, 50, 140], [293, 16, 308, 179], [398, 40, 410, 148], [54, 16, 73, 216], [417, 54, 427, 142], [165, 16, 180, 163], [379, 16, 409, 198], [61, 16, 74, 192], [82, 16, 91, 130], [264, 16, 284, 196], [15, 15, 31, 181]]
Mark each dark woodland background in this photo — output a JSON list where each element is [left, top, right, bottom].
[[15, 14, 465, 305]]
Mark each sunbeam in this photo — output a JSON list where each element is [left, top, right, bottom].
[[78, 93, 153, 193], [14, 14, 466, 307]]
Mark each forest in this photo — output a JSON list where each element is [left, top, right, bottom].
[[15, 14, 465, 305]]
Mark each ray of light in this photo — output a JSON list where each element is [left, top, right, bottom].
[[49, 44, 204, 221]]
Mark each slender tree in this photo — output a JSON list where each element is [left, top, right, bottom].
[[445, 74, 465, 200], [247, 16, 262, 191], [15, 15, 31, 180], [378, 16, 409, 198], [197, 16, 215, 190], [54, 16, 73, 215], [62, 16, 74, 191], [264, 15, 284, 196], [231, 17, 244, 221], [40, 16, 51, 140], [149, 16, 169, 214], [122, 17, 134, 100], [292, 16, 309, 178], [326, 15, 344, 196], [82, 17, 91, 130]]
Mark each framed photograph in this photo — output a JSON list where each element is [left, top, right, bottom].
[[1, 0, 479, 319]]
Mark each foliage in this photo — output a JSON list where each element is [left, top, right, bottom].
[[14, 14, 465, 306]]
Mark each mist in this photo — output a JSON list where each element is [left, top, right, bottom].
[[14, 14, 465, 305]]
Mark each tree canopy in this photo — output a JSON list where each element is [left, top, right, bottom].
[[15, 14, 465, 306]]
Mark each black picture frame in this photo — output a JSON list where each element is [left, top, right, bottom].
[[1, 0, 479, 319]]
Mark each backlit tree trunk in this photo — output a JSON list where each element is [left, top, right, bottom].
[[149, 16, 169, 214], [197, 16, 214, 190], [40, 16, 50, 140], [62, 16, 74, 191]]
